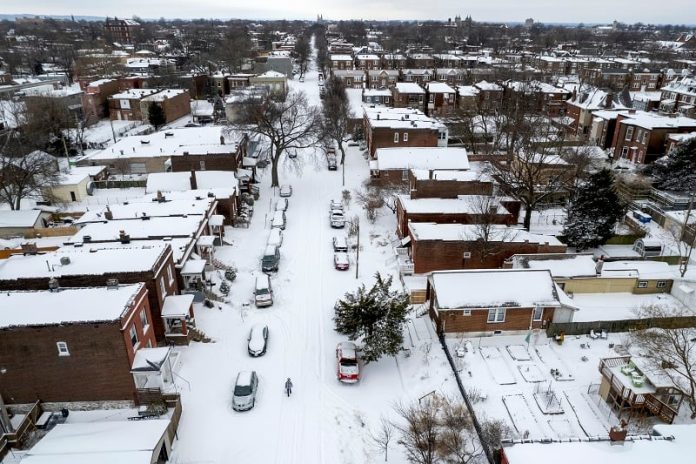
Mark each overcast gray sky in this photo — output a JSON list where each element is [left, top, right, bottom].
[[2, 0, 695, 24]]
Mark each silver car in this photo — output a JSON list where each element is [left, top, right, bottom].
[[248, 324, 269, 357], [232, 371, 258, 411]]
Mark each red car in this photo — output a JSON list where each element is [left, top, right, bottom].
[[333, 252, 349, 270], [336, 342, 360, 383]]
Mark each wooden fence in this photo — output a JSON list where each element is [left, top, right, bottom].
[[2, 401, 42, 449], [0, 435, 7, 461], [24, 226, 78, 238], [92, 179, 147, 189], [546, 315, 696, 336]]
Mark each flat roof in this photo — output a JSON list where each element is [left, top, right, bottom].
[[75, 198, 214, 224], [71, 215, 205, 242], [397, 195, 508, 215], [376, 147, 469, 170], [518, 254, 598, 278], [0, 283, 144, 328], [409, 223, 562, 245], [145, 170, 239, 194]]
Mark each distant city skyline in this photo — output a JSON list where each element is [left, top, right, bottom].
[[1, 0, 695, 24]]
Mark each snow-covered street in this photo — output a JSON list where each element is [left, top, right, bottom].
[[169, 43, 458, 464]]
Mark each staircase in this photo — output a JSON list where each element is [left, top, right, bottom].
[[413, 301, 430, 318], [189, 326, 212, 343]]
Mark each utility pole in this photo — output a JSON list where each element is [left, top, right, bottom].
[[109, 118, 117, 144], [679, 193, 695, 277], [355, 217, 360, 279]]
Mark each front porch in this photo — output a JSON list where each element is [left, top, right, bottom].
[[161, 294, 196, 345]]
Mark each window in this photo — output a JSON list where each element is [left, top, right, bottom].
[[625, 127, 634, 141], [621, 146, 629, 157], [394, 132, 399, 143], [637, 281, 648, 288], [199, 160, 206, 171], [533, 305, 544, 321], [402, 170, 409, 181], [159, 276, 166, 298], [167, 265, 174, 285], [403, 132, 409, 142], [642, 131, 649, 145], [463, 309, 471, 316], [56, 341, 70, 356], [487, 308, 506, 323], [129, 326, 139, 348], [140, 309, 149, 330], [657, 281, 667, 288]]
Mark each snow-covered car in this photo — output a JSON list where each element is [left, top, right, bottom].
[[327, 154, 337, 170], [275, 198, 288, 212], [279, 185, 293, 197], [247, 324, 269, 357], [232, 370, 259, 411], [334, 252, 349, 270], [329, 199, 343, 212], [299, 76, 305, 83], [332, 236, 348, 252], [330, 210, 345, 228], [336, 342, 360, 383]]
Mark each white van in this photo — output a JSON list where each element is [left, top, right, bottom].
[[254, 274, 273, 307], [271, 211, 286, 230], [267, 228, 283, 248]]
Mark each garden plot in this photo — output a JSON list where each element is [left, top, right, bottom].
[[563, 389, 613, 437], [517, 364, 546, 383], [533, 389, 565, 414], [502, 394, 551, 439], [534, 343, 575, 381], [547, 418, 579, 439], [507, 344, 532, 361], [480, 346, 517, 385]]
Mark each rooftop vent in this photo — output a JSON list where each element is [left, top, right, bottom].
[[83, 235, 92, 243], [106, 278, 119, 289], [59, 256, 71, 266]]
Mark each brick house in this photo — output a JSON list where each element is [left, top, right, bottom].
[[355, 54, 381, 70], [407, 223, 566, 274], [473, 81, 504, 110], [381, 54, 407, 69], [610, 111, 696, 164], [401, 69, 433, 85], [140, 89, 191, 125], [660, 77, 696, 117], [82, 78, 121, 119], [108, 88, 161, 121], [425, 82, 457, 117], [0, 283, 155, 403], [331, 70, 366, 89], [457, 85, 481, 113], [367, 69, 399, 89], [104, 17, 140, 44], [329, 54, 354, 70], [435, 68, 466, 86], [392, 82, 426, 111], [371, 147, 469, 182], [0, 246, 178, 341], [408, 169, 495, 199], [364, 107, 448, 158], [427, 269, 573, 335], [395, 195, 520, 237], [565, 88, 629, 135], [362, 89, 392, 106], [408, 53, 435, 68], [503, 81, 571, 116]]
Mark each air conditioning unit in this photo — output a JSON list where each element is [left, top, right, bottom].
[[463, 252, 472, 259], [59, 256, 71, 266]]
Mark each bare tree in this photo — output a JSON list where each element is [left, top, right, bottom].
[[437, 398, 481, 464], [631, 305, 696, 419], [394, 399, 439, 464], [370, 415, 395, 462], [293, 35, 311, 78], [321, 75, 353, 185], [0, 151, 60, 209], [466, 195, 517, 264], [230, 91, 321, 187]]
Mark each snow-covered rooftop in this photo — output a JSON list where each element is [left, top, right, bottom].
[[513, 254, 597, 278], [430, 269, 560, 309], [145, 170, 238, 196], [397, 195, 509, 215], [375, 147, 469, 171], [395, 82, 425, 94], [409, 223, 563, 245], [600, 260, 675, 280], [0, 246, 168, 279], [75, 198, 214, 224], [364, 107, 445, 130], [426, 82, 456, 94], [0, 210, 43, 228], [0, 283, 144, 328], [54, 166, 106, 186], [618, 110, 696, 130], [71, 215, 205, 242], [410, 169, 492, 182], [141, 88, 188, 102], [161, 294, 194, 318], [110, 88, 160, 100]]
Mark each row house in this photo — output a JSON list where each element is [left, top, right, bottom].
[[408, 168, 495, 199], [367, 69, 399, 89], [382, 54, 407, 69], [328, 40, 354, 54], [108, 88, 161, 121], [660, 77, 696, 117], [392, 82, 426, 112], [565, 88, 629, 135], [408, 53, 435, 68], [82, 78, 121, 119], [331, 69, 366, 89], [228, 73, 254, 90], [425, 82, 457, 117], [371, 147, 470, 182], [435, 68, 467, 86], [503, 81, 571, 116], [427, 269, 574, 335], [457, 85, 481, 113], [329, 54, 355, 70], [355, 54, 381, 70], [0, 284, 156, 403], [580, 68, 664, 91], [364, 107, 448, 158], [362, 88, 392, 106], [433, 54, 465, 68], [0, 245, 179, 341], [140, 89, 191, 125], [611, 110, 696, 164], [474, 80, 505, 110], [407, 223, 566, 274], [401, 68, 434, 85]]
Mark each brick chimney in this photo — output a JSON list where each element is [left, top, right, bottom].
[[104, 205, 113, 220], [604, 92, 614, 108], [609, 420, 628, 442], [190, 169, 198, 190]]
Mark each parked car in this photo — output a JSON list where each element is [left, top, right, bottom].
[[275, 198, 288, 212], [232, 370, 259, 411], [327, 154, 337, 170], [299, 76, 305, 83], [279, 185, 293, 197], [288, 151, 298, 159], [334, 252, 349, 270], [254, 273, 274, 307], [329, 199, 343, 212], [267, 228, 283, 248], [261, 245, 280, 273], [332, 236, 348, 252], [248, 324, 269, 357], [330, 209, 345, 228], [336, 342, 360, 383], [271, 211, 286, 230]]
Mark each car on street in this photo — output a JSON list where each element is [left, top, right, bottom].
[[329, 199, 343, 211], [327, 154, 337, 170], [332, 235, 348, 252], [336, 342, 360, 383], [267, 228, 283, 248], [232, 370, 259, 411], [248, 324, 269, 357], [330, 209, 345, 228], [271, 211, 286, 230], [275, 198, 288, 212], [334, 252, 350, 270], [279, 185, 293, 197], [254, 274, 274, 307]]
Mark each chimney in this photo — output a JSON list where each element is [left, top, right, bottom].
[[190, 169, 198, 190], [595, 256, 604, 275], [118, 230, 130, 244], [220, 135, 225, 145], [604, 92, 614, 108], [104, 205, 113, 220], [156, 190, 165, 202]]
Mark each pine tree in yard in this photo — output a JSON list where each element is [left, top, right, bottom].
[[562, 169, 625, 251], [148, 102, 166, 129], [646, 138, 696, 192], [334, 273, 410, 363]]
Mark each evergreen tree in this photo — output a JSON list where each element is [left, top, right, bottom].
[[148, 103, 166, 129], [646, 138, 696, 192], [562, 169, 625, 251], [334, 273, 410, 363]]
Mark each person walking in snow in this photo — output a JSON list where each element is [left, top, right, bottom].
[[285, 377, 293, 397]]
